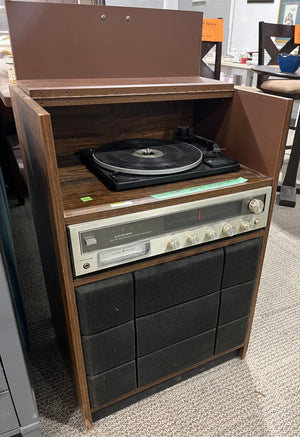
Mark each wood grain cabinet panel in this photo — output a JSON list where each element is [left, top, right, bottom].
[[6, 6, 291, 420], [9, 80, 291, 426]]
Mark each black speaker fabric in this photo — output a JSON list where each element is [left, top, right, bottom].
[[222, 237, 262, 289], [135, 248, 224, 317], [218, 280, 255, 325], [87, 361, 137, 409], [136, 292, 219, 357], [215, 316, 249, 354], [82, 321, 135, 376], [75, 273, 134, 336], [78, 239, 262, 409], [137, 329, 216, 386]]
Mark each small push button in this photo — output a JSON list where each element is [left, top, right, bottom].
[[84, 236, 97, 246]]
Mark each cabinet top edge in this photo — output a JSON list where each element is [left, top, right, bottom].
[[16, 77, 234, 99]]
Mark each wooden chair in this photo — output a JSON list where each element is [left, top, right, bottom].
[[201, 40, 222, 80], [257, 21, 300, 207]]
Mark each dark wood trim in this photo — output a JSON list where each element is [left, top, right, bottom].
[[35, 91, 234, 108], [9, 85, 93, 429], [17, 76, 234, 98]]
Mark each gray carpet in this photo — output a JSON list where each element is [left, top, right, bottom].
[[9, 192, 300, 437]]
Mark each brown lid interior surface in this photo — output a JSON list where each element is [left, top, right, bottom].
[[6, 1, 203, 81]]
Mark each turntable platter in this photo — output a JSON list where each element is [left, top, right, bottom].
[[92, 138, 203, 175]]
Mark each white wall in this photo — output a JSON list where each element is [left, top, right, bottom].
[[179, 0, 232, 56], [106, 0, 163, 8], [229, 0, 280, 53], [106, 0, 178, 9]]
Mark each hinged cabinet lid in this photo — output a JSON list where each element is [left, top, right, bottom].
[[6, 1, 203, 81]]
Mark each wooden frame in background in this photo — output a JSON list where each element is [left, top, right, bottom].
[[278, 0, 300, 25]]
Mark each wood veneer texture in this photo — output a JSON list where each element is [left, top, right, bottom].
[[6, 2, 202, 80], [9, 84, 93, 428]]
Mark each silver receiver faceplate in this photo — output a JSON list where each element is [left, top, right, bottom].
[[68, 186, 272, 276]]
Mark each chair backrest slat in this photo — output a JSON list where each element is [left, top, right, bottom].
[[258, 21, 300, 87], [201, 18, 223, 80], [201, 40, 222, 80]]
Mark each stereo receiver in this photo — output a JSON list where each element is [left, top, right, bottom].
[[68, 186, 272, 276]]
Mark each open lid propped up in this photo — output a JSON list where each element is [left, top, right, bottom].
[[5, 1, 203, 81]]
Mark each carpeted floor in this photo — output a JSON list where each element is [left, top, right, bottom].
[[9, 192, 300, 437]]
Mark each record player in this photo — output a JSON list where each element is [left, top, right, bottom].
[[79, 126, 240, 191], [6, 0, 291, 429]]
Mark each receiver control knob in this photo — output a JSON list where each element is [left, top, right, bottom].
[[186, 234, 199, 245], [222, 223, 234, 237], [167, 238, 180, 251], [248, 198, 264, 214], [240, 221, 251, 231], [206, 229, 218, 240]]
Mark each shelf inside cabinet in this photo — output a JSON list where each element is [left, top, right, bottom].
[[57, 154, 272, 224]]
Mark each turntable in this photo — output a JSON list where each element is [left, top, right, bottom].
[[79, 127, 240, 191], [6, 0, 292, 429]]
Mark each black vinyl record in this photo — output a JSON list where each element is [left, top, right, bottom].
[[92, 138, 203, 175]]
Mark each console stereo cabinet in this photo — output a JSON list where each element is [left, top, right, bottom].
[[6, 2, 292, 429]]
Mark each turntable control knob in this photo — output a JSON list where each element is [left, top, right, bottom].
[[222, 223, 234, 237], [248, 199, 264, 214], [206, 229, 218, 240], [240, 221, 251, 231], [177, 126, 190, 137], [167, 238, 180, 251], [186, 234, 199, 245]]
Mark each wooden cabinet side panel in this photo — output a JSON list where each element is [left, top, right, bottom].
[[9, 85, 92, 428], [193, 89, 291, 359], [213, 90, 292, 357], [216, 89, 292, 181], [194, 89, 292, 181]]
